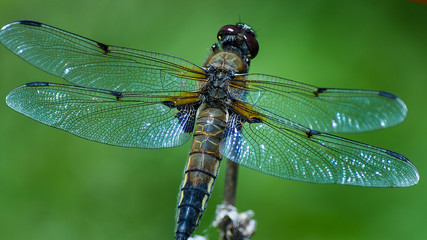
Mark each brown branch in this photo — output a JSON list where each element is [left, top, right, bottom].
[[212, 159, 256, 240], [224, 159, 239, 206]]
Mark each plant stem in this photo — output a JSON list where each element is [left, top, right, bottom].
[[224, 159, 239, 206]]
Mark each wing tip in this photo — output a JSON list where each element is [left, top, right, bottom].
[[385, 150, 420, 187], [6, 82, 50, 110], [396, 173, 419, 187], [1, 20, 42, 32]]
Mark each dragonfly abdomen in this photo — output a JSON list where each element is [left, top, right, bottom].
[[176, 106, 227, 240]]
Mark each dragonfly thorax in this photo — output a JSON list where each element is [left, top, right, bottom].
[[202, 50, 248, 107], [201, 67, 233, 106]]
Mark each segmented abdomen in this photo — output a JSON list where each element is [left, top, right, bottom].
[[175, 106, 227, 240]]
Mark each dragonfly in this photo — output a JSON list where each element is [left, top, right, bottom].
[[0, 20, 419, 240]]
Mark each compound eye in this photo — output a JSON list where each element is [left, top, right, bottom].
[[217, 25, 241, 40], [242, 31, 259, 59], [217, 24, 259, 59]]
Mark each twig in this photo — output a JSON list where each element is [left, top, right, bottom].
[[224, 160, 239, 206], [213, 160, 256, 240]]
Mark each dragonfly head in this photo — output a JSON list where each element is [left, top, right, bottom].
[[217, 23, 259, 61]]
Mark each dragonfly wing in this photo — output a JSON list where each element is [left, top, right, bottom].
[[6, 82, 198, 148], [0, 20, 205, 92], [220, 113, 418, 187], [232, 73, 407, 133]]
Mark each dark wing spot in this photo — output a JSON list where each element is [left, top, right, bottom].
[[386, 150, 409, 162], [223, 114, 246, 139], [19, 20, 42, 27], [379, 91, 397, 100], [314, 88, 327, 97], [96, 41, 110, 54], [250, 117, 263, 123], [111, 91, 123, 100], [221, 114, 247, 160], [162, 101, 175, 108], [176, 105, 197, 133], [162, 101, 198, 133], [26, 82, 49, 87], [306, 129, 321, 138]]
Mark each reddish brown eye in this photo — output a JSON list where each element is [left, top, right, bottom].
[[242, 31, 259, 58], [217, 24, 259, 59], [217, 25, 241, 39]]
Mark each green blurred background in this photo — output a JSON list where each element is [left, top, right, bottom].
[[0, 0, 426, 239]]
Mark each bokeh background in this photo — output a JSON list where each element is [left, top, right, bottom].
[[0, 0, 426, 239]]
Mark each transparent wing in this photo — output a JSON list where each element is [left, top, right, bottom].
[[231, 73, 407, 133], [220, 114, 418, 187], [0, 20, 205, 92], [6, 82, 199, 148]]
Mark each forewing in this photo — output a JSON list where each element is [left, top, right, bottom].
[[6, 82, 198, 148], [232, 73, 407, 133], [220, 114, 418, 187], [0, 20, 205, 92]]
